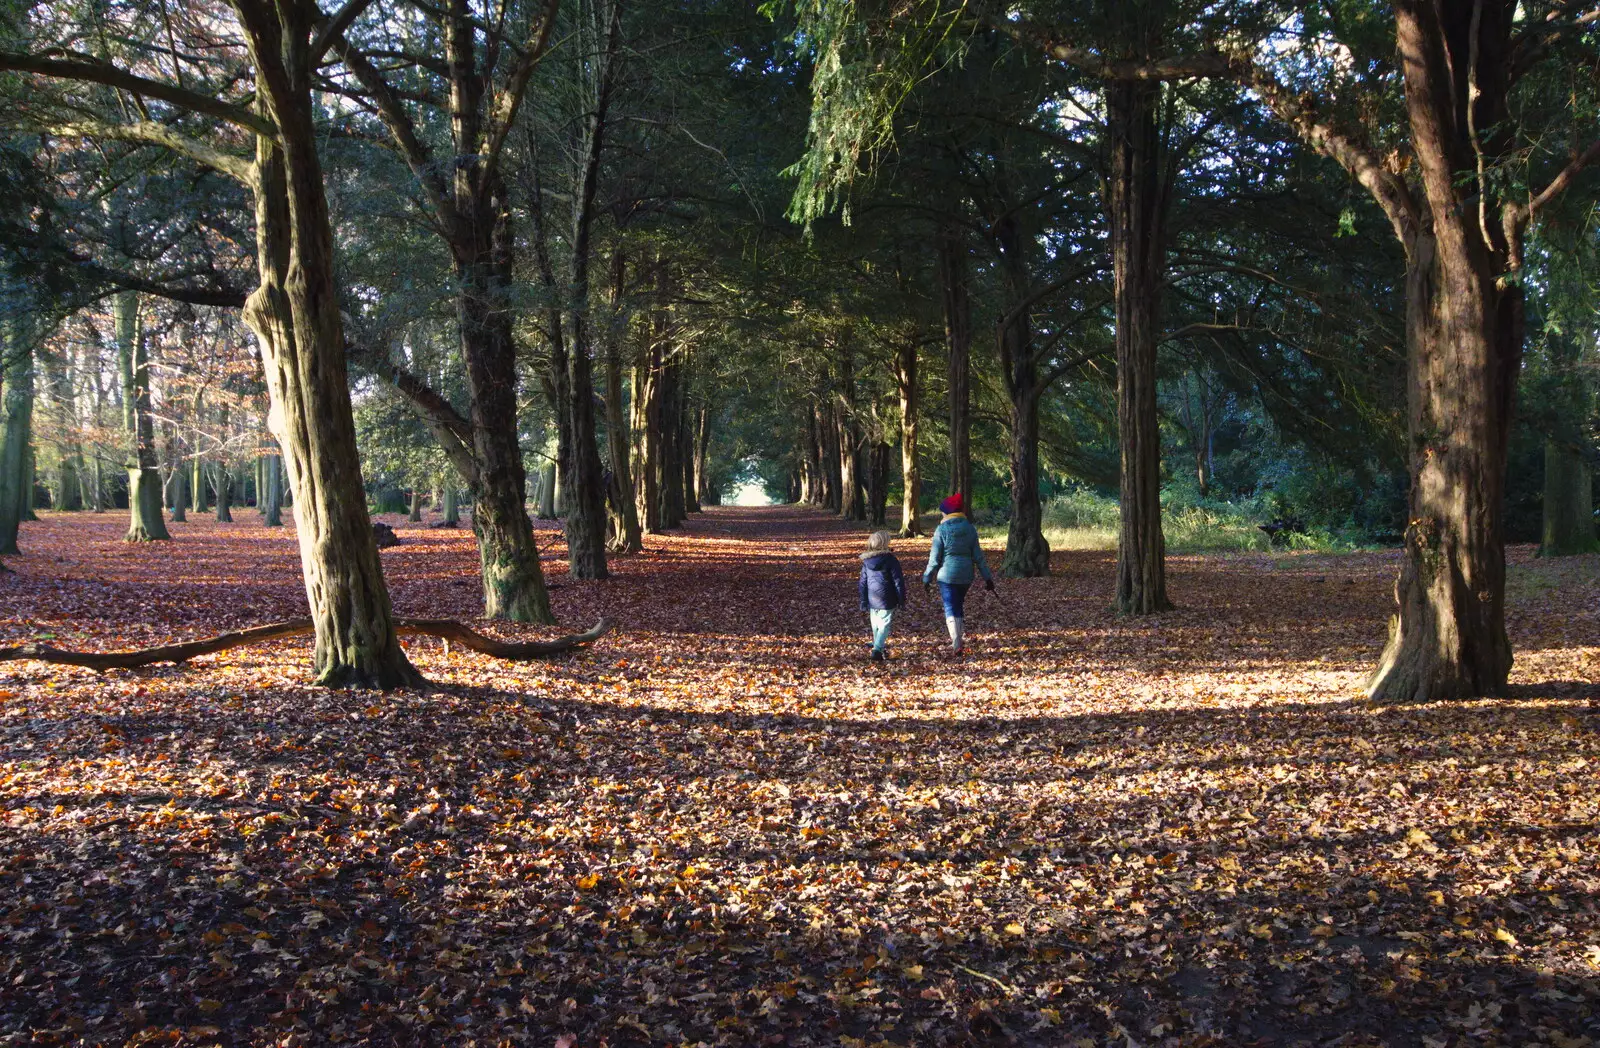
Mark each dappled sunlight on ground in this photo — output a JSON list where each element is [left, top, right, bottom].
[[1, 507, 1597, 1045]]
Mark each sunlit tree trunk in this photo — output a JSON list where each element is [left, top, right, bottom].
[[1109, 77, 1170, 614], [894, 333, 921, 536], [441, 481, 458, 526], [235, 5, 418, 688]]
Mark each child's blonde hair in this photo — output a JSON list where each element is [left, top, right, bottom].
[[865, 530, 892, 552]]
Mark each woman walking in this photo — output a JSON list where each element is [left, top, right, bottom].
[[922, 494, 995, 655]]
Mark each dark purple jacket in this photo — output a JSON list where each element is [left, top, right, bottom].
[[859, 553, 907, 611]]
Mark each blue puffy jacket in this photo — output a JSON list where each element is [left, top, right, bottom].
[[859, 553, 907, 611], [923, 514, 994, 586]]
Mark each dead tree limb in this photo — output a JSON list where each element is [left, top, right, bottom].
[[0, 618, 614, 671]]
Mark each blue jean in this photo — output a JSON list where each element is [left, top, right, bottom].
[[938, 582, 969, 619], [868, 608, 896, 652]]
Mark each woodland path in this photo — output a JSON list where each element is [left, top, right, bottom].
[[0, 507, 1596, 1045]]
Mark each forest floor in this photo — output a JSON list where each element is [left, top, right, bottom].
[[1, 505, 1597, 1048]]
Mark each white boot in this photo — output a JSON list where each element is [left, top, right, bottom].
[[946, 616, 964, 653]]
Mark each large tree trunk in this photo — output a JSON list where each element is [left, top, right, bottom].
[[894, 334, 921, 536], [115, 292, 170, 543], [1540, 442, 1596, 556], [235, 8, 418, 688], [937, 225, 972, 506], [0, 312, 32, 555], [1367, 4, 1527, 703], [1109, 78, 1171, 615], [459, 173, 557, 620], [630, 351, 661, 533], [1369, 233, 1517, 702]]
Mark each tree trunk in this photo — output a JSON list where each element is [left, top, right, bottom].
[[191, 430, 207, 513], [1003, 388, 1050, 577], [457, 177, 558, 621], [1369, 235, 1517, 701], [213, 462, 233, 523], [603, 251, 642, 553], [694, 404, 712, 507], [894, 334, 921, 536], [0, 312, 33, 555], [441, 481, 458, 525], [835, 340, 865, 522], [996, 217, 1049, 577], [838, 412, 864, 521], [866, 440, 891, 527], [235, 10, 418, 688], [1366, 4, 1527, 703], [818, 400, 842, 512], [631, 345, 661, 533], [937, 224, 972, 505], [408, 486, 422, 522], [42, 346, 83, 511], [557, 2, 620, 580], [1109, 78, 1171, 615], [1539, 442, 1596, 556], [683, 400, 701, 514], [801, 409, 823, 505], [262, 451, 282, 527], [114, 291, 170, 542], [170, 465, 188, 522], [536, 460, 558, 519], [657, 355, 685, 529]]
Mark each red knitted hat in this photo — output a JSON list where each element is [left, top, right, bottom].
[[940, 493, 963, 514]]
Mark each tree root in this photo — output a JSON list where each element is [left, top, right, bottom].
[[0, 617, 614, 671]]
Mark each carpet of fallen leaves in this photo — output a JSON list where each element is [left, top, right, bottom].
[[1, 505, 1597, 1048]]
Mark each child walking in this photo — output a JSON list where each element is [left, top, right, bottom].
[[858, 531, 907, 662]]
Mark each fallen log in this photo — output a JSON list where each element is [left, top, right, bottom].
[[0, 617, 614, 671]]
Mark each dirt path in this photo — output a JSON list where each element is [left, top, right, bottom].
[[1, 507, 1597, 1045]]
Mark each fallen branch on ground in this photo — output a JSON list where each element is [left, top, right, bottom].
[[0, 617, 614, 670]]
